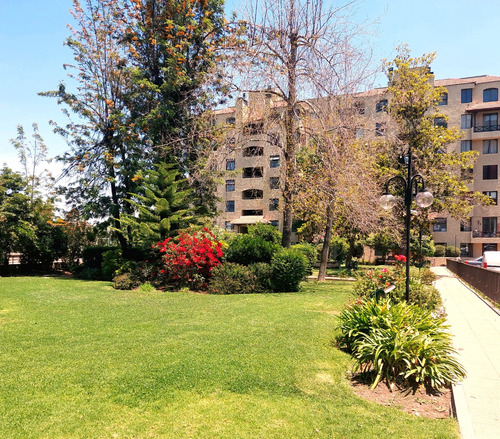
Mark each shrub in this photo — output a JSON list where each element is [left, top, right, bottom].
[[247, 223, 282, 244], [445, 246, 460, 257], [225, 234, 280, 265], [138, 282, 156, 292], [270, 249, 308, 292], [249, 262, 273, 293], [82, 246, 117, 269], [414, 267, 438, 285], [434, 245, 445, 257], [353, 264, 440, 311], [112, 273, 138, 290], [101, 249, 123, 281], [292, 243, 318, 275], [329, 236, 348, 265], [407, 280, 442, 311], [73, 266, 101, 280], [337, 298, 466, 390], [153, 228, 223, 290], [207, 263, 258, 295]]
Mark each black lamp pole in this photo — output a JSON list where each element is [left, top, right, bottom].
[[380, 148, 433, 302]]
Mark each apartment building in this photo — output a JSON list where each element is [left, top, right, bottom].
[[214, 75, 500, 257], [213, 92, 293, 236]]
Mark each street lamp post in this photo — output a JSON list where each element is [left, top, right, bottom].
[[380, 150, 433, 302]]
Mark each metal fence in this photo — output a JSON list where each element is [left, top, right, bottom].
[[446, 259, 500, 304]]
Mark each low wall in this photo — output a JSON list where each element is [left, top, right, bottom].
[[446, 259, 500, 304]]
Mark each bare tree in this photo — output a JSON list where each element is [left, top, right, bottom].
[[231, 0, 375, 247], [294, 94, 383, 280]]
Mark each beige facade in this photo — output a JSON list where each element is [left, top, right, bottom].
[[214, 75, 500, 257], [213, 92, 293, 236]]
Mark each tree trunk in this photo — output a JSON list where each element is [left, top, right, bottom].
[[318, 202, 335, 281], [281, 27, 298, 248], [345, 236, 355, 268]]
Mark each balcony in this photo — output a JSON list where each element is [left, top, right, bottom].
[[474, 125, 500, 133], [471, 230, 500, 243], [472, 231, 500, 238]]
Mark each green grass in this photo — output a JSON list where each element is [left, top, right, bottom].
[[0, 276, 459, 438]]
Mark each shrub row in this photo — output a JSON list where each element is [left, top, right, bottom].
[[353, 263, 441, 311], [208, 248, 308, 294]]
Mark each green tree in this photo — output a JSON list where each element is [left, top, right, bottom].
[[121, 161, 196, 245], [0, 167, 65, 270], [367, 229, 400, 264], [40, 0, 141, 251], [0, 167, 30, 266], [9, 123, 52, 206], [42, 0, 228, 248], [383, 46, 487, 225], [123, 0, 228, 214]]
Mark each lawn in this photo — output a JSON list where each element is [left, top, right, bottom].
[[0, 276, 459, 438]]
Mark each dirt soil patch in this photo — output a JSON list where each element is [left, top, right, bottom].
[[350, 374, 453, 419]]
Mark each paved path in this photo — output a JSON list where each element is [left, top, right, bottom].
[[432, 267, 500, 439]]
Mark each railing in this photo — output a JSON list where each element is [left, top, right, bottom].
[[474, 124, 500, 132], [447, 259, 500, 304], [472, 231, 500, 238]]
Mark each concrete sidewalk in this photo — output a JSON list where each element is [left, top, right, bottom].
[[432, 267, 500, 439]]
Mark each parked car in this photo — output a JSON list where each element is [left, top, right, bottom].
[[464, 256, 483, 266], [482, 251, 500, 268]]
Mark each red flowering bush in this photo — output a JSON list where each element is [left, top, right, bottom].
[[394, 254, 407, 263], [153, 228, 223, 290]]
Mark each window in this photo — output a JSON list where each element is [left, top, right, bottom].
[[460, 218, 472, 232], [434, 117, 447, 128], [270, 177, 280, 189], [461, 114, 472, 129], [243, 146, 264, 157], [483, 88, 498, 102], [242, 167, 263, 178], [225, 221, 234, 231], [270, 155, 280, 168], [483, 165, 498, 180], [226, 159, 235, 170], [483, 217, 498, 236], [438, 92, 448, 106], [483, 243, 498, 252], [461, 140, 472, 152], [242, 189, 263, 199], [269, 198, 279, 211], [433, 218, 447, 232], [460, 243, 472, 257], [375, 122, 386, 136], [226, 117, 235, 125], [355, 101, 365, 114], [242, 209, 263, 216], [243, 122, 264, 135], [484, 191, 498, 205], [461, 88, 472, 103], [270, 220, 279, 228], [225, 179, 235, 191], [483, 113, 498, 129], [483, 139, 498, 154], [268, 133, 280, 146], [376, 99, 388, 112], [226, 200, 235, 212]]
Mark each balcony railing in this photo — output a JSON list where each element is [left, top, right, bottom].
[[472, 231, 500, 238], [474, 124, 500, 132]]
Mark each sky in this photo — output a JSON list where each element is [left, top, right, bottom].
[[0, 0, 497, 177]]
